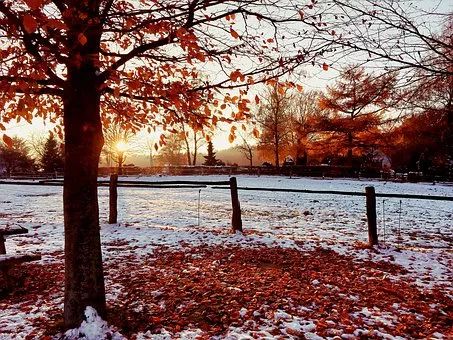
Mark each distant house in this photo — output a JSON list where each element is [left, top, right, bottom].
[[282, 156, 295, 167], [374, 151, 392, 170]]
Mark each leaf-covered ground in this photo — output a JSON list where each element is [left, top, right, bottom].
[[1, 244, 451, 339], [1, 176, 452, 338]]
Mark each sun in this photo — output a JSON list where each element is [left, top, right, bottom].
[[115, 140, 128, 153]]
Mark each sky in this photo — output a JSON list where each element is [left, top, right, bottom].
[[2, 0, 451, 157]]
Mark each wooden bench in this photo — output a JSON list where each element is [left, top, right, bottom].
[[0, 254, 41, 289], [0, 226, 29, 254], [0, 227, 41, 290]]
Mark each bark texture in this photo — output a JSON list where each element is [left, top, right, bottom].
[[63, 24, 106, 326]]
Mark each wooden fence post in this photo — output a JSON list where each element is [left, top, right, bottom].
[[109, 174, 118, 224], [230, 177, 242, 232], [365, 186, 378, 246], [0, 236, 6, 254]]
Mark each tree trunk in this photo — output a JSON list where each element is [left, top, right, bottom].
[[184, 136, 192, 165], [192, 137, 198, 165], [347, 132, 353, 165], [446, 92, 453, 162], [117, 153, 124, 175], [275, 136, 280, 168], [63, 59, 106, 328]]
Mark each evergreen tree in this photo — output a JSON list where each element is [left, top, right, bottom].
[[203, 141, 222, 166], [0, 137, 36, 176], [41, 134, 64, 173]]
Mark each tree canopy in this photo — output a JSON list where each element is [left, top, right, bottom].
[[316, 66, 396, 163], [0, 0, 338, 144]]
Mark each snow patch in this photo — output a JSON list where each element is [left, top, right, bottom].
[[62, 307, 124, 340]]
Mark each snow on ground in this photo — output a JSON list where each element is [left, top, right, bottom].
[[62, 307, 124, 340], [0, 175, 452, 338]]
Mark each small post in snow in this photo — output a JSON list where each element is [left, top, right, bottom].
[[197, 189, 201, 227], [365, 186, 378, 246], [0, 235, 6, 254], [230, 177, 242, 232], [109, 173, 118, 224]]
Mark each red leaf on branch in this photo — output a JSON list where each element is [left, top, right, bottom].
[[23, 15, 38, 33], [78, 33, 88, 46], [252, 127, 260, 138], [230, 69, 244, 82], [24, 0, 45, 10], [2, 134, 13, 148], [230, 27, 240, 39]]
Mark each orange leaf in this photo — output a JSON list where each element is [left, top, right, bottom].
[[266, 79, 277, 86], [323, 63, 329, 71], [230, 69, 244, 82], [24, 0, 45, 10], [255, 95, 260, 104], [230, 27, 239, 39], [45, 19, 67, 30], [296, 84, 303, 92], [228, 133, 235, 143], [78, 33, 88, 46], [252, 128, 260, 138], [2, 134, 13, 148], [23, 14, 37, 33], [0, 123, 5, 131]]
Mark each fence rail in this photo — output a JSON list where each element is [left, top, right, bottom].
[[211, 185, 453, 202], [0, 179, 230, 188], [1, 178, 451, 246]]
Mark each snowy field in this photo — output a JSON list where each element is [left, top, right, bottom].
[[0, 175, 452, 339]]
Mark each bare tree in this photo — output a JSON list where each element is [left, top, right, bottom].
[[156, 134, 185, 166], [145, 138, 155, 168], [27, 132, 47, 161], [102, 123, 135, 175], [256, 84, 293, 167], [316, 0, 452, 76], [236, 129, 258, 169], [180, 123, 206, 166], [287, 90, 324, 164]]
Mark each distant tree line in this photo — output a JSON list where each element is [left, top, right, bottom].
[[251, 63, 451, 178], [0, 134, 64, 176]]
